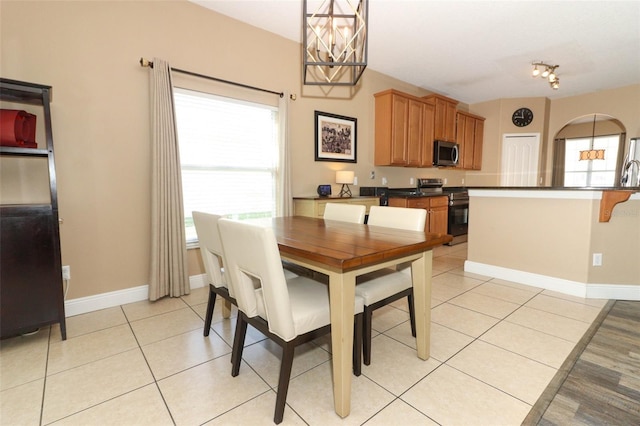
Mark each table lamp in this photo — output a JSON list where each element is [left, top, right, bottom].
[[336, 170, 354, 197]]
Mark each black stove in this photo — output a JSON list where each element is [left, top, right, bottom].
[[442, 186, 469, 205], [441, 187, 469, 245]]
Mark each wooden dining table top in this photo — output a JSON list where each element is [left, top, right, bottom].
[[268, 216, 453, 272]]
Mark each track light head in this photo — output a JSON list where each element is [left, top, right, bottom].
[[531, 62, 560, 91]]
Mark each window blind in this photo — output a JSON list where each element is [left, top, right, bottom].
[[174, 88, 279, 243]]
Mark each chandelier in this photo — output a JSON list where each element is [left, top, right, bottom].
[[579, 114, 605, 161], [531, 61, 560, 90], [303, 0, 368, 86]]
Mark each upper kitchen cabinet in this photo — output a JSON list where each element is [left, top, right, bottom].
[[456, 110, 485, 170], [423, 94, 458, 143], [420, 99, 435, 167], [374, 89, 434, 167]]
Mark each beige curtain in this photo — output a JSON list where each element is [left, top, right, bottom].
[[277, 91, 293, 216], [551, 138, 566, 187], [148, 58, 190, 300]]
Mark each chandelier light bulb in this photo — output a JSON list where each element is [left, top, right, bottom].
[[541, 67, 550, 78], [548, 72, 556, 82]]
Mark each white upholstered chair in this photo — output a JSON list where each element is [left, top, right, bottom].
[[357, 205, 427, 365], [217, 218, 364, 424], [192, 211, 235, 336], [194, 211, 299, 335], [323, 202, 366, 224]]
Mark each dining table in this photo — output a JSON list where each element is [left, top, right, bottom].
[[268, 215, 452, 418]]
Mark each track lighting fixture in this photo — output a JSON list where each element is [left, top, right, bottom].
[[531, 61, 560, 90]]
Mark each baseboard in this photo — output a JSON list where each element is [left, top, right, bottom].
[[464, 261, 640, 300], [64, 285, 150, 317], [64, 274, 209, 317], [189, 273, 207, 289]]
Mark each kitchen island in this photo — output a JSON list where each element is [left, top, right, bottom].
[[465, 187, 640, 300]]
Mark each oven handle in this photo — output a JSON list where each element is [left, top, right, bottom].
[[449, 199, 469, 207]]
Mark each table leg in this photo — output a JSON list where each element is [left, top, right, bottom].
[[412, 250, 432, 360], [222, 299, 232, 319], [327, 270, 356, 418]]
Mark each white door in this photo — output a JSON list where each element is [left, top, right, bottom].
[[501, 133, 540, 186]]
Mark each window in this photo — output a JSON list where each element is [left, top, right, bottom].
[[564, 135, 620, 187], [174, 88, 279, 243]]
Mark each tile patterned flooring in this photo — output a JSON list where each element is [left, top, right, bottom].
[[0, 243, 609, 425]]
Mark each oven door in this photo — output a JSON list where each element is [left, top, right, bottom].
[[447, 200, 469, 237]]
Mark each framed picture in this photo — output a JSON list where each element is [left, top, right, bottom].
[[314, 111, 357, 163]]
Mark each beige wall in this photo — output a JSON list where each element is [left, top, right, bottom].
[[2, 1, 637, 299], [468, 86, 640, 187]]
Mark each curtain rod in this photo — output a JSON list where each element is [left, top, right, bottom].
[[139, 57, 287, 98]]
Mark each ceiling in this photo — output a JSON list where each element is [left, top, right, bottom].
[[191, 1, 640, 104]]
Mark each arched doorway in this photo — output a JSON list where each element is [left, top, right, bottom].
[[551, 114, 626, 187]]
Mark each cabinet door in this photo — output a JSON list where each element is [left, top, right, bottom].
[[433, 98, 447, 141], [1, 206, 64, 337], [472, 119, 484, 170], [456, 113, 467, 169], [433, 98, 457, 142], [429, 206, 448, 235], [463, 116, 476, 168], [443, 101, 457, 142], [421, 101, 435, 167], [390, 95, 409, 165], [406, 99, 424, 167]]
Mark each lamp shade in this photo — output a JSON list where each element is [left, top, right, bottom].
[[336, 170, 355, 184]]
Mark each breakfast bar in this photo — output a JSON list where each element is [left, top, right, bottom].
[[465, 187, 640, 300]]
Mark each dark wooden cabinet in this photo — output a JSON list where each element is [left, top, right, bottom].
[[0, 78, 66, 340]]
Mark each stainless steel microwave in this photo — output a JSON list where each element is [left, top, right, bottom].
[[433, 140, 459, 166]]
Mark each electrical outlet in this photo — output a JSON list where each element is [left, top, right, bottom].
[[381, 177, 388, 185], [592, 253, 602, 266], [353, 176, 358, 186], [409, 178, 415, 185], [444, 178, 448, 184], [62, 265, 71, 280], [370, 171, 375, 179]]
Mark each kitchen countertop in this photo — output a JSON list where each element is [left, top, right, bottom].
[[388, 192, 449, 198], [466, 186, 640, 191], [387, 188, 450, 198]]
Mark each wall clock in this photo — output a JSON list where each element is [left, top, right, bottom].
[[512, 107, 534, 127]]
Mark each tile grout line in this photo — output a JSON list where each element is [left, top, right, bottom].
[[39, 326, 53, 426]]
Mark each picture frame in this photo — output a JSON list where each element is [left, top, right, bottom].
[[314, 111, 357, 163]]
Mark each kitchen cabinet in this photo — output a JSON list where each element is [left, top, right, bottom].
[[0, 78, 66, 340], [456, 111, 485, 170], [420, 99, 436, 167], [374, 89, 432, 167], [293, 196, 380, 219], [423, 94, 458, 143], [388, 196, 448, 235]]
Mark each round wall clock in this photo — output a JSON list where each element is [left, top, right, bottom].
[[512, 107, 534, 127]]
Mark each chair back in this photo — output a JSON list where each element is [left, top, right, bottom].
[[218, 218, 296, 341], [323, 202, 366, 224], [193, 211, 229, 293], [367, 205, 427, 231]]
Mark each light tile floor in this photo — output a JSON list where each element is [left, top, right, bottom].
[[0, 243, 609, 425]]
